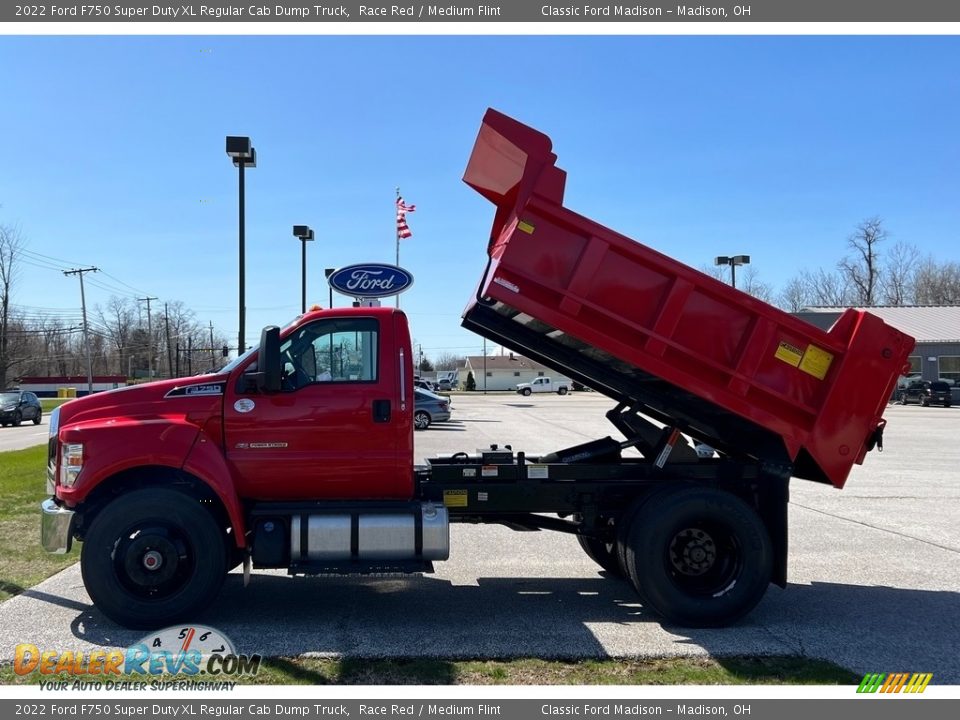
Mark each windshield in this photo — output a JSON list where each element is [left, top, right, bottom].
[[217, 344, 259, 374], [0, 392, 20, 403], [215, 315, 304, 375]]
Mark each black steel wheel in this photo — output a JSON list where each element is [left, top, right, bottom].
[[80, 488, 227, 629], [623, 486, 772, 627]]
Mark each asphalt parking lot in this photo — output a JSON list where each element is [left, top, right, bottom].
[[2, 393, 958, 681]]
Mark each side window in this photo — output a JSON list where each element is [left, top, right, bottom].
[[279, 318, 379, 391]]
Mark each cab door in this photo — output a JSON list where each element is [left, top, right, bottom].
[[223, 316, 410, 500]]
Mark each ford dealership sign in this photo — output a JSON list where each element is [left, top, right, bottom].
[[328, 263, 414, 299]]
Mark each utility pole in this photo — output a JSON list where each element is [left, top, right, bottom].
[[63, 267, 98, 395], [138, 296, 158, 380], [164, 303, 174, 379], [209, 321, 215, 371]]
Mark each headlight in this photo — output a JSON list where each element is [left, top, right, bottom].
[[2, 405, 15, 412], [60, 443, 83, 488]]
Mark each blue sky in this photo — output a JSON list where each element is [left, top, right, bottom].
[[1, 35, 958, 360]]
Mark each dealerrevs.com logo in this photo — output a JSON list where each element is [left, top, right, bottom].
[[14, 625, 261, 691], [857, 673, 933, 694]]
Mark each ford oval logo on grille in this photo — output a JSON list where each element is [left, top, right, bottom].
[[328, 263, 414, 299]]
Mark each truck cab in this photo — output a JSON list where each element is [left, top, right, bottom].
[[41, 306, 448, 629]]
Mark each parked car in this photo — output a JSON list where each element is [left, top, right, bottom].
[[0, 390, 43, 427], [414, 388, 452, 429], [435, 377, 456, 391], [900, 380, 952, 407], [414, 379, 436, 391]]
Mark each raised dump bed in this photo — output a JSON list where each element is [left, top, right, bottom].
[[462, 109, 914, 489]]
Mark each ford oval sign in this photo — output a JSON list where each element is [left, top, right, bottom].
[[328, 263, 414, 299]]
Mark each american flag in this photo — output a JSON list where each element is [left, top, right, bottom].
[[396, 196, 416, 239]]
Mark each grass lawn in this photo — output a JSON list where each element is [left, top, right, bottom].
[[40, 398, 72, 412], [0, 656, 858, 686], [0, 445, 79, 602], [0, 445, 858, 686]]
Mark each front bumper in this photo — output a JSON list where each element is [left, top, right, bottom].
[[41, 499, 75, 554]]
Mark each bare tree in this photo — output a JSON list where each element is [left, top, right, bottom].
[[0, 224, 24, 388], [801, 267, 851, 307], [96, 297, 136, 376], [433, 352, 466, 371], [737, 266, 774, 303], [777, 276, 810, 312], [912, 257, 960, 305], [839, 217, 888, 305], [880, 240, 920, 306]]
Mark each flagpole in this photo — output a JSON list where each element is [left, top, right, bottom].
[[395, 187, 401, 308]]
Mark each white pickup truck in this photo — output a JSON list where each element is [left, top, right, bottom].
[[515, 377, 571, 396]]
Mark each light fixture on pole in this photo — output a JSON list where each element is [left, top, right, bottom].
[[714, 254, 750, 289], [292, 225, 315, 313], [226, 135, 256, 355]]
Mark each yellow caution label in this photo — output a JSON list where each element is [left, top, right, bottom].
[[799, 344, 834, 380], [775, 341, 803, 367], [443, 489, 468, 508], [517, 220, 535, 234]]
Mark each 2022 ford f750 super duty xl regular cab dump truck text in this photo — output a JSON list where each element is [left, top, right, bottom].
[[41, 110, 915, 630]]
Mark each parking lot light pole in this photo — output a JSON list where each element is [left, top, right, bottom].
[[293, 225, 315, 313], [714, 254, 750, 289], [325, 267, 336, 308], [226, 136, 256, 355]]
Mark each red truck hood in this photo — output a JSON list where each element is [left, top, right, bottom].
[[57, 375, 229, 431]]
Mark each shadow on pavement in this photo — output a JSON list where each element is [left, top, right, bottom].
[[58, 574, 959, 682]]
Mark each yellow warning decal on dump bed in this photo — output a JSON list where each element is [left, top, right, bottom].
[[775, 340, 834, 380], [775, 341, 803, 367], [443, 489, 468, 508], [799, 344, 834, 380]]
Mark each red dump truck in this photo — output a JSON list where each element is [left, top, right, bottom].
[[41, 109, 914, 630]]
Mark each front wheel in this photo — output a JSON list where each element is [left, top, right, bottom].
[[414, 410, 431, 430], [80, 488, 228, 629], [623, 486, 772, 627]]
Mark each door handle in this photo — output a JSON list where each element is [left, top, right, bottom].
[[373, 399, 391, 423]]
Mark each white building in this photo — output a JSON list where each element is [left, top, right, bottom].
[[461, 355, 570, 392]]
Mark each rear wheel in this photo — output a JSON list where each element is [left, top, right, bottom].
[[623, 486, 772, 627], [576, 517, 625, 578], [33, 410, 42, 425], [558, 387, 568, 396], [414, 410, 431, 430], [80, 488, 227, 629], [521, 388, 532, 396]]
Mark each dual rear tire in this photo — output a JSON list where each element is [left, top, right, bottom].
[[578, 486, 772, 627]]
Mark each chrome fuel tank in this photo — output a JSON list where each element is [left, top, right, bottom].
[[290, 503, 449, 562]]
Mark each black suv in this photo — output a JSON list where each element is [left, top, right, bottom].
[[0, 390, 43, 426], [900, 381, 952, 407]]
